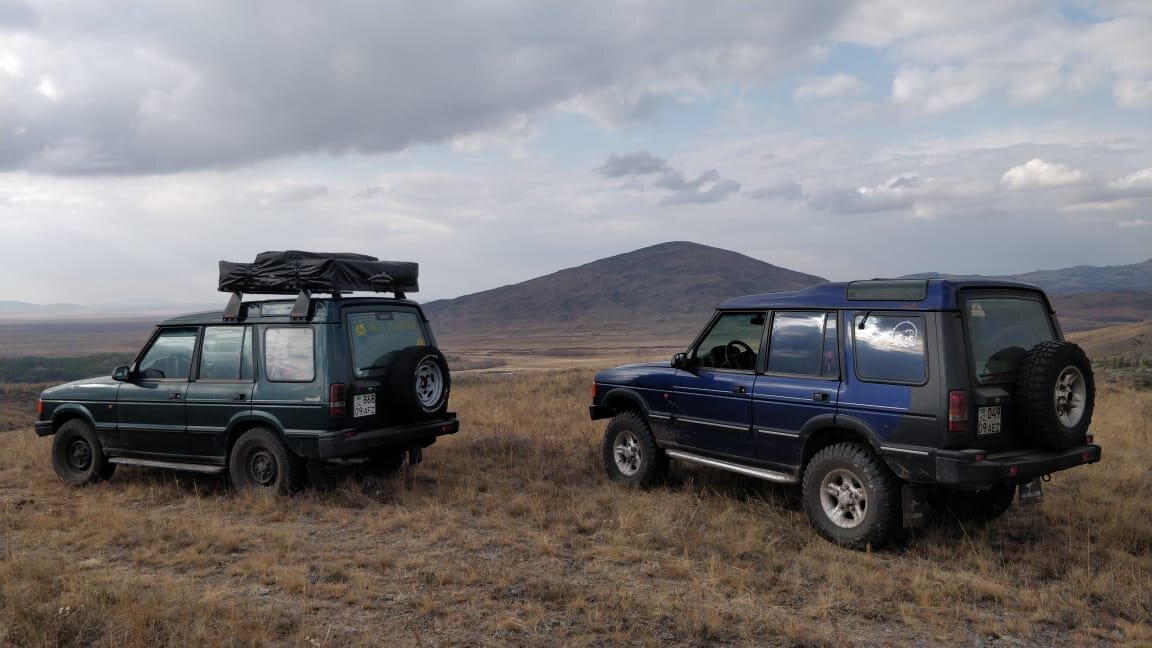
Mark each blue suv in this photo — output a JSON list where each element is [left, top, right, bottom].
[[589, 279, 1101, 548]]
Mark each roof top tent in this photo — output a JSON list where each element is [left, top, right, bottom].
[[218, 251, 419, 321]]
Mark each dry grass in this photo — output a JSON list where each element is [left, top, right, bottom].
[[1, 373, 1149, 647]]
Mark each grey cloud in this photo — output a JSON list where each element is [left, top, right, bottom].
[[0, 0, 35, 27], [2, 1, 848, 175], [749, 180, 804, 201], [597, 151, 670, 178], [353, 186, 387, 200], [660, 178, 741, 205], [654, 168, 719, 191]]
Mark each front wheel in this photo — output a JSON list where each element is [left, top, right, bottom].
[[51, 419, 116, 486], [229, 428, 304, 494], [802, 443, 901, 550], [601, 411, 668, 488]]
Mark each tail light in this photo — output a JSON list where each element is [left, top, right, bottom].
[[948, 389, 968, 433], [329, 383, 346, 417]]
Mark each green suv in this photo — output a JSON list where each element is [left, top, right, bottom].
[[35, 251, 458, 493]]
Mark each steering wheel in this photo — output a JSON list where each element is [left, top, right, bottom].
[[724, 340, 754, 369]]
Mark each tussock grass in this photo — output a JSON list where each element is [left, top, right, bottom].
[[1, 373, 1148, 646]]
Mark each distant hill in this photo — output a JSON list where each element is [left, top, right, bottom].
[[423, 241, 827, 339], [0, 300, 84, 315], [1068, 321, 1152, 360], [1050, 291, 1152, 332], [903, 257, 1152, 294]]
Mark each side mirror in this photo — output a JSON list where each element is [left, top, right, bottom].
[[112, 365, 131, 381], [672, 353, 690, 370]]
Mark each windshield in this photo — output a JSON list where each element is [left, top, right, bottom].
[[348, 311, 426, 377], [964, 296, 1056, 385]]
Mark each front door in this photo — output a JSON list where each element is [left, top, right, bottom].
[[668, 311, 765, 459], [115, 327, 198, 456]]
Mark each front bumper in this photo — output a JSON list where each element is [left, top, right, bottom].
[[294, 414, 460, 460], [883, 443, 1101, 488], [34, 420, 53, 436]]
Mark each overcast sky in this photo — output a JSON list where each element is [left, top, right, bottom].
[[2, 0, 1150, 306]]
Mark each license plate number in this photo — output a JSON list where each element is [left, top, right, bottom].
[[977, 406, 1001, 435], [353, 393, 376, 418]]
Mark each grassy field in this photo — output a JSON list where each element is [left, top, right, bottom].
[[1, 371, 1149, 647]]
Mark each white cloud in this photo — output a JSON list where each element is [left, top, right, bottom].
[[891, 66, 987, 115], [794, 73, 869, 101], [1000, 159, 1087, 189], [1119, 218, 1149, 228]]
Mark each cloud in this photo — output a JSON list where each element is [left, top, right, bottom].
[[794, 74, 869, 101], [1000, 159, 1087, 189], [891, 66, 987, 115], [597, 151, 669, 178], [1119, 218, 1149, 228], [748, 180, 804, 201], [0, 1, 849, 176], [659, 177, 741, 205]]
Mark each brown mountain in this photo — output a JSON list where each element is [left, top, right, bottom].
[[422, 241, 827, 339]]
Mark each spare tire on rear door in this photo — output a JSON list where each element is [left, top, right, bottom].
[[1014, 340, 1094, 450], [388, 346, 450, 420]]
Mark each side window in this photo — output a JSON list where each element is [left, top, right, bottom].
[[198, 326, 252, 381], [766, 311, 828, 376], [137, 327, 198, 380], [264, 327, 315, 382], [853, 313, 927, 384], [692, 312, 765, 371]]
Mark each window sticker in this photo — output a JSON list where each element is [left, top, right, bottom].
[[355, 322, 367, 337], [891, 321, 920, 348], [970, 303, 986, 318]]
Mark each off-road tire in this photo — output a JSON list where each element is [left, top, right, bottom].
[[802, 443, 901, 550], [601, 411, 668, 488], [1015, 340, 1094, 451], [388, 346, 450, 420], [51, 419, 115, 486], [930, 484, 1016, 522], [229, 427, 305, 494]]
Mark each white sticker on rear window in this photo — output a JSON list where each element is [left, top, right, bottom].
[[353, 393, 376, 417]]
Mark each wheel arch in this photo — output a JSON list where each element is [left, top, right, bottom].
[[800, 415, 884, 472], [596, 387, 651, 419], [224, 413, 285, 460], [49, 404, 98, 434]]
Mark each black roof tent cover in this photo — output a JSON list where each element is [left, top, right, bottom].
[[219, 251, 419, 320]]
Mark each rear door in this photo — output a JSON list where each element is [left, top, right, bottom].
[[752, 311, 840, 470], [185, 325, 255, 459], [959, 290, 1058, 451], [344, 307, 430, 429]]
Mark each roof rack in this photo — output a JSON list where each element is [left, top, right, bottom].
[[218, 251, 419, 321]]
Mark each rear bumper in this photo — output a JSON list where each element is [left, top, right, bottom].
[[293, 414, 459, 459], [883, 443, 1101, 488]]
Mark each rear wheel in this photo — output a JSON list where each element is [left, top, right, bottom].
[[601, 411, 667, 488], [52, 419, 115, 486], [802, 443, 901, 550], [1016, 341, 1095, 450], [229, 428, 304, 494]]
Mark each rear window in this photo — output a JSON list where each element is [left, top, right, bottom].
[[853, 314, 927, 384], [348, 311, 426, 377], [964, 296, 1056, 385]]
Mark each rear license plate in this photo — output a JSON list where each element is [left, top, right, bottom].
[[977, 406, 1001, 435], [1019, 478, 1043, 503], [353, 393, 376, 418]]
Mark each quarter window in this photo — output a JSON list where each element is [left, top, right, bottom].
[[853, 314, 927, 384], [264, 327, 315, 382]]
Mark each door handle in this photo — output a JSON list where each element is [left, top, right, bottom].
[[731, 385, 747, 395], [169, 392, 183, 400], [812, 392, 829, 402], [233, 393, 247, 401]]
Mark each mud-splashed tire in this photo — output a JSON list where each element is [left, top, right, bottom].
[[229, 427, 305, 494], [802, 443, 901, 550], [52, 419, 115, 486], [601, 411, 668, 488]]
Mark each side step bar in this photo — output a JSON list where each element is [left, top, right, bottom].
[[666, 450, 798, 485], [109, 457, 225, 475]]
